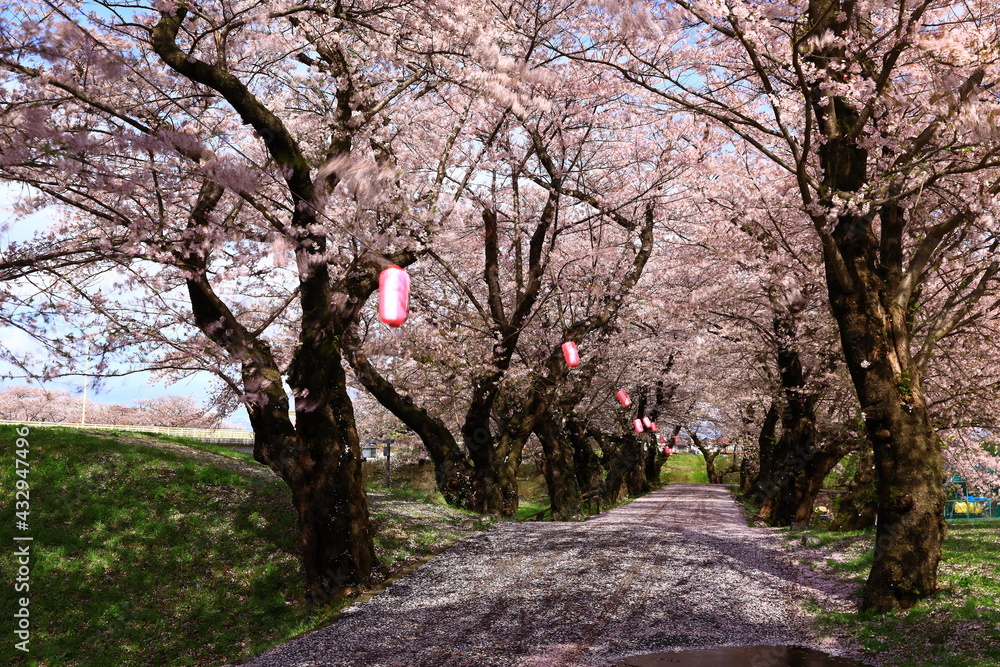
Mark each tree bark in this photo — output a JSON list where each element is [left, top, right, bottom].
[[343, 332, 476, 508], [286, 345, 379, 604], [566, 417, 604, 494], [172, 179, 380, 604], [535, 413, 582, 519], [603, 433, 650, 500], [797, 0, 951, 612], [458, 199, 557, 515], [150, 11, 394, 602], [747, 402, 780, 500], [832, 448, 878, 530]]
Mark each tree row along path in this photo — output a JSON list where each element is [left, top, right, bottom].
[[240, 484, 857, 666]]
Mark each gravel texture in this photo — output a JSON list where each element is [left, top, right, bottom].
[[238, 483, 857, 666]]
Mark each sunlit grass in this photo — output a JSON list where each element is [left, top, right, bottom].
[[0, 426, 468, 666], [791, 522, 1000, 666], [660, 453, 709, 484]]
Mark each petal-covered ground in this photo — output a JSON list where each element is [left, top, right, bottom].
[[240, 484, 856, 666]]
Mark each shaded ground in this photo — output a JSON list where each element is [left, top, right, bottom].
[[238, 484, 856, 666]]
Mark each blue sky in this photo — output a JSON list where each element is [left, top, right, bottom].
[[0, 184, 252, 428]]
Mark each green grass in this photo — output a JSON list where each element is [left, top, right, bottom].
[[0, 426, 467, 666], [788, 522, 1000, 666], [516, 497, 551, 520], [660, 453, 709, 484]]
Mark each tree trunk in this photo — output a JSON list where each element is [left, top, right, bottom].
[[566, 417, 604, 494], [691, 432, 738, 484], [176, 182, 379, 605], [288, 349, 378, 604], [799, 0, 947, 612], [535, 414, 582, 519], [820, 199, 946, 611], [460, 412, 510, 515], [643, 439, 668, 488], [832, 448, 878, 530], [343, 337, 476, 508], [749, 402, 781, 502], [771, 443, 849, 526], [604, 434, 650, 500]]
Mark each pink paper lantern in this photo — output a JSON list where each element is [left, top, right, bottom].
[[378, 265, 410, 327], [663, 446, 674, 457], [633, 418, 644, 433], [673, 435, 680, 443], [616, 389, 632, 407], [649, 422, 658, 432], [562, 341, 580, 367], [658, 434, 666, 444], [642, 416, 653, 428]]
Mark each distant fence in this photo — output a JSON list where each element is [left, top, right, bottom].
[[945, 498, 1000, 520], [0, 420, 254, 446]]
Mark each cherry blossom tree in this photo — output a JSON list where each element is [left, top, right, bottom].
[[342, 6, 689, 516], [0, 386, 74, 422], [0, 0, 491, 602], [574, 0, 1000, 611], [0, 385, 224, 426]]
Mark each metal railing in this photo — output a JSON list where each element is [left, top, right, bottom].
[[0, 419, 254, 444], [944, 498, 999, 520]]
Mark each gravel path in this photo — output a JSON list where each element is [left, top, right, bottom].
[[240, 484, 854, 666]]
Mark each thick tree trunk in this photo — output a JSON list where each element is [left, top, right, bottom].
[[461, 408, 516, 515], [604, 434, 650, 500], [566, 417, 604, 494], [769, 443, 848, 526], [832, 449, 878, 530], [288, 357, 378, 603], [535, 414, 582, 519], [758, 303, 833, 526], [285, 321, 382, 604], [643, 439, 668, 488], [818, 206, 945, 609], [819, 221, 946, 610], [748, 402, 780, 502], [798, 0, 947, 612]]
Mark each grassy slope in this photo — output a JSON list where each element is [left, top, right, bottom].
[[0, 426, 471, 666], [785, 522, 1000, 667], [660, 453, 710, 484]]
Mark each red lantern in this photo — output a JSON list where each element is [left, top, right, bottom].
[[633, 418, 644, 433], [616, 389, 632, 407], [673, 435, 680, 443], [663, 446, 674, 457], [378, 265, 410, 327], [642, 416, 653, 428], [562, 341, 580, 367], [650, 422, 658, 433], [658, 434, 666, 443]]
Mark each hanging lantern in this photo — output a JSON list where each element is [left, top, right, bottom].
[[633, 418, 644, 433], [562, 341, 580, 367], [642, 416, 653, 428], [378, 265, 410, 327], [673, 435, 680, 443], [658, 434, 666, 444], [650, 422, 658, 433], [616, 389, 632, 407], [663, 446, 674, 457]]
